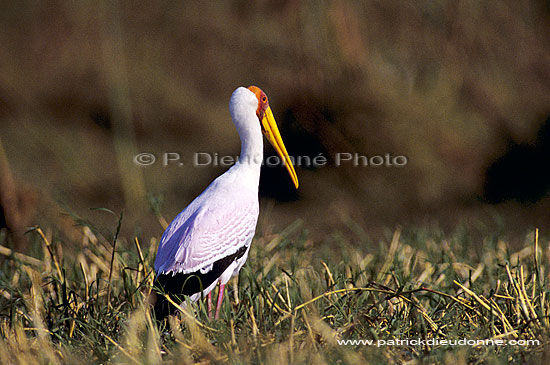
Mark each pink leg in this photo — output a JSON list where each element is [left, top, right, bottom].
[[214, 284, 225, 320], [207, 291, 213, 319]]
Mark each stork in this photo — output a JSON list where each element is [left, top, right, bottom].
[[153, 86, 298, 320]]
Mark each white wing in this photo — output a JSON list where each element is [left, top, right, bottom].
[[154, 183, 259, 275]]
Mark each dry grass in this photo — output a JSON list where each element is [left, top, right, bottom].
[[0, 212, 549, 363]]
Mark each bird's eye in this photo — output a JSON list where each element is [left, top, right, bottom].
[[262, 96, 267, 103]]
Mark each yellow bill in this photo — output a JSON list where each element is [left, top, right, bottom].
[[261, 106, 299, 189]]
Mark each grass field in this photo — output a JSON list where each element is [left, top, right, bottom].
[[0, 213, 548, 364]]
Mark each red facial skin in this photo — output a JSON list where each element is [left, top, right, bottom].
[[248, 86, 269, 125]]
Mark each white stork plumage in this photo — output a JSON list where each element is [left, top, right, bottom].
[[153, 86, 298, 320]]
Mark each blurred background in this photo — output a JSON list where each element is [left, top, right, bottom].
[[1, 0, 550, 251]]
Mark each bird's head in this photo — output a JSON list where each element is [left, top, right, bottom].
[[248, 86, 269, 123], [247, 86, 298, 189]]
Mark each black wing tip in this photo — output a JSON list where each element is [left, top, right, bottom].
[[151, 245, 249, 321]]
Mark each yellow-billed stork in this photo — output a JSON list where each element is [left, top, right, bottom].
[[153, 86, 298, 320]]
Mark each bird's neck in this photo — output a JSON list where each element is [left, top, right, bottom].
[[238, 129, 263, 166], [235, 126, 263, 186]]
